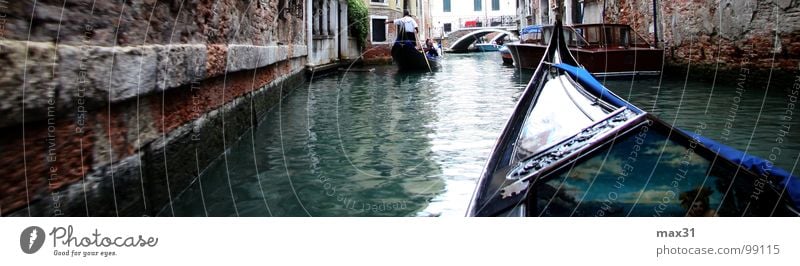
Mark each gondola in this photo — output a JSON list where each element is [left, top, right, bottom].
[[467, 19, 800, 217], [391, 40, 440, 71]]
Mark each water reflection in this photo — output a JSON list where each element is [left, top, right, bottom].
[[603, 77, 800, 171], [166, 53, 530, 216]]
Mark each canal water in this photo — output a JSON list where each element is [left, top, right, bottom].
[[164, 53, 799, 217]]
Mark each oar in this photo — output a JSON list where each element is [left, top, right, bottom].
[[419, 37, 432, 72]]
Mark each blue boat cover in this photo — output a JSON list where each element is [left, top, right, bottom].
[[552, 63, 800, 209], [520, 25, 542, 35], [552, 63, 643, 113], [684, 132, 800, 209]]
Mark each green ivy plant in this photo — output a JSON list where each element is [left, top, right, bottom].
[[347, 0, 369, 49]]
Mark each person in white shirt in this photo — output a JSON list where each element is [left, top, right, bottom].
[[386, 10, 419, 47]]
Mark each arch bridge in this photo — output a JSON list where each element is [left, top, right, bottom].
[[446, 28, 517, 52]]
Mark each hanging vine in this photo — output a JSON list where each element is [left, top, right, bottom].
[[347, 0, 369, 49]]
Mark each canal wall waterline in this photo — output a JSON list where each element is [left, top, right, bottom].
[[1, 51, 308, 217], [0, 0, 310, 216]]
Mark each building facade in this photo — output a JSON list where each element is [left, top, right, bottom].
[[529, 0, 799, 86], [429, 0, 517, 38], [527, 0, 604, 26], [309, 0, 358, 68], [517, 0, 534, 28]]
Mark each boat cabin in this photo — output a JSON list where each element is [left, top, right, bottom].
[[520, 24, 654, 49], [469, 21, 799, 217]]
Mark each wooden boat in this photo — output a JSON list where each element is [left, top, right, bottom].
[[391, 40, 440, 71], [506, 23, 663, 77], [475, 43, 501, 52], [467, 20, 800, 217], [498, 45, 513, 65]]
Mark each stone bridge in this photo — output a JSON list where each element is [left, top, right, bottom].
[[443, 28, 518, 52]]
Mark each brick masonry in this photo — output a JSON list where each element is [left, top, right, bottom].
[[0, 0, 309, 216], [604, 0, 800, 86], [363, 5, 401, 64]]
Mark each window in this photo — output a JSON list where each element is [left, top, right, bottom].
[[474, 0, 482, 11], [443, 0, 451, 12], [582, 27, 601, 45], [443, 23, 452, 33], [370, 16, 388, 43], [604, 27, 614, 46], [492, 0, 500, 10], [620, 28, 630, 47], [540, 0, 549, 23], [370, 0, 388, 6]]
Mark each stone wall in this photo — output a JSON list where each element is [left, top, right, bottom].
[[604, 0, 800, 85], [0, 0, 308, 216]]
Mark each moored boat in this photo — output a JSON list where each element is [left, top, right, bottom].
[[391, 40, 440, 71], [506, 23, 663, 77], [467, 20, 800, 217], [498, 45, 513, 65], [475, 43, 501, 52]]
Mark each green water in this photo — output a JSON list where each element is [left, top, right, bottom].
[[165, 53, 799, 216]]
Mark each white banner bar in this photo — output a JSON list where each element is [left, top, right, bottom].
[[1, 218, 798, 265]]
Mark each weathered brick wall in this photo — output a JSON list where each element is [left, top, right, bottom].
[[605, 0, 799, 85], [363, 43, 392, 64], [0, 0, 308, 216], [363, 6, 400, 64]]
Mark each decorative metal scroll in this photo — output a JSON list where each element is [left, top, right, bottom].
[[500, 108, 639, 199]]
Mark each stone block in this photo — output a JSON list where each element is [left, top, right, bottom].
[[57, 45, 109, 112], [81, 45, 159, 103], [292, 45, 309, 58], [227, 45, 284, 73], [0, 41, 58, 128], [227, 45, 258, 73], [155, 44, 207, 91]]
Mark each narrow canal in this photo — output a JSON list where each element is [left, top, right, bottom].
[[164, 53, 799, 217]]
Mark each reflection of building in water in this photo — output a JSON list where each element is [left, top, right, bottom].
[[303, 69, 445, 216], [162, 69, 446, 217]]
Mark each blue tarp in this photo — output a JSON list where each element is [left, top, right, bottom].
[[520, 25, 542, 35], [685, 132, 800, 209], [552, 63, 800, 209], [552, 63, 644, 114]]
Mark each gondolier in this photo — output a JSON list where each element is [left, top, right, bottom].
[[386, 10, 418, 47], [388, 10, 438, 72]]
